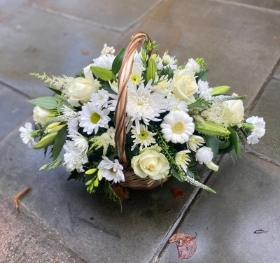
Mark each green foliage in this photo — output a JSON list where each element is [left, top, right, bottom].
[[90, 66, 115, 81], [112, 48, 125, 75], [28, 96, 59, 109], [228, 127, 241, 156], [48, 87, 62, 95], [52, 125, 68, 160], [85, 173, 99, 194], [103, 181, 122, 210], [196, 69, 209, 81], [40, 156, 63, 170], [145, 57, 157, 82], [204, 135, 220, 157]]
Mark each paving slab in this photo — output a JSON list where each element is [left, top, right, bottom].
[[32, 0, 162, 32], [0, 194, 86, 263], [115, 0, 280, 108], [274, 63, 280, 79], [0, 5, 119, 98], [158, 153, 280, 263], [0, 124, 216, 263], [247, 79, 280, 164], [222, 0, 280, 11], [0, 0, 30, 21], [0, 83, 33, 141]]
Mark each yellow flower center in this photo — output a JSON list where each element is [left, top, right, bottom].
[[139, 130, 148, 140], [172, 121, 185, 134], [130, 74, 141, 85], [146, 164, 155, 171], [90, 112, 101, 124]]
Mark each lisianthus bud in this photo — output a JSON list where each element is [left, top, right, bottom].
[[33, 132, 58, 149], [195, 121, 230, 136], [210, 86, 230, 95]]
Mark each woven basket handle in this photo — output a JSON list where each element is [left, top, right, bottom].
[[114, 32, 151, 167]]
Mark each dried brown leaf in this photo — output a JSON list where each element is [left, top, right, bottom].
[[81, 49, 89, 55], [169, 232, 197, 260], [111, 184, 129, 201], [14, 187, 31, 213]]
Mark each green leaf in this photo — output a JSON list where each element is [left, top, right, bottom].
[[48, 87, 62, 95], [188, 101, 207, 110], [103, 181, 122, 211], [28, 96, 58, 109], [228, 127, 241, 156], [91, 66, 115, 81], [52, 126, 68, 160], [112, 48, 125, 75], [204, 135, 220, 156], [196, 69, 209, 81]]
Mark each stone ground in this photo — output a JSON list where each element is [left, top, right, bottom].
[[0, 0, 280, 262]]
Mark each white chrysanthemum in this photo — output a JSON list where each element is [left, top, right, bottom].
[[68, 131, 88, 153], [187, 135, 205, 152], [155, 55, 163, 70], [19, 122, 35, 148], [197, 80, 212, 101], [126, 80, 168, 133], [162, 52, 177, 70], [130, 64, 143, 86], [101, 44, 115, 56], [98, 156, 124, 183], [161, 111, 195, 144], [185, 58, 200, 74], [90, 89, 110, 108], [167, 94, 188, 112], [79, 103, 110, 134], [109, 80, 118, 94], [90, 127, 115, 155], [61, 105, 77, 117], [195, 146, 218, 171], [63, 141, 88, 172], [92, 54, 115, 70], [131, 125, 156, 150], [175, 150, 191, 172], [67, 117, 79, 135], [246, 116, 265, 144]]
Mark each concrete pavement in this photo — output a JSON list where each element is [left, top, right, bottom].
[[0, 0, 280, 262]]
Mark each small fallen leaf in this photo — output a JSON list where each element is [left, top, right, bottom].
[[171, 187, 185, 198], [254, 229, 268, 234], [14, 187, 31, 213], [111, 184, 129, 201], [81, 49, 89, 55], [169, 233, 197, 260]]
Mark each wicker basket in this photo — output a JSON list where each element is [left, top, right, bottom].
[[114, 32, 168, 190]]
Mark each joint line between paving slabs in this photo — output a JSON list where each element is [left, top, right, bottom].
[[0, 80, 31, 99], [206, 0, 280, 15], [246, 148, 280, 168], [149, 157, 223, 263]]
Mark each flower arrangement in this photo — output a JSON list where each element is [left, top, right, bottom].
[[19, 32, 265, 204]]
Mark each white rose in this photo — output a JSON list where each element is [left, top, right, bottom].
[[33, 106, 51, 125], [172, 68, 198, 104], [131, 145, 170, 180], [67, 66, 101, 106], [222, 100, 244, 125]]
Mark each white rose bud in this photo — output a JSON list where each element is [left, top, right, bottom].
[[33, 106, 51, 125], [221, 100, 244, 126]]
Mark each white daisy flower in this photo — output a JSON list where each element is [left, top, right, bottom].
[[167, 94, 188, 112], [19, 122, 36, 148], [63, 141, 88, 172], [185, 58, 200, 74], [129, 64, 144, 86], [68, 131, 88, 153], [126, 80, 168, 133], [175, 150, 191, 172], [187, 135, 205, 152], [79, 102, 110, 135], [131, 125, 156, 150], [197, 80, 212, 101], [195, 146, 218, 171], [98, 156, 125, 183], [246, 116, 265, 144], [90, 89, 110, 108], [161, 111, 195, 144]]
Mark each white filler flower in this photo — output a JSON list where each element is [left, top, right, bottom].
[[161, 111, 194, 144], [19, 122, 35, 148], [68, 131, 88, 153], [246, 116, 265, 144], [79, 102, 110, 134], [195, 146, 218, 171], [98, 156, 124, 183]]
